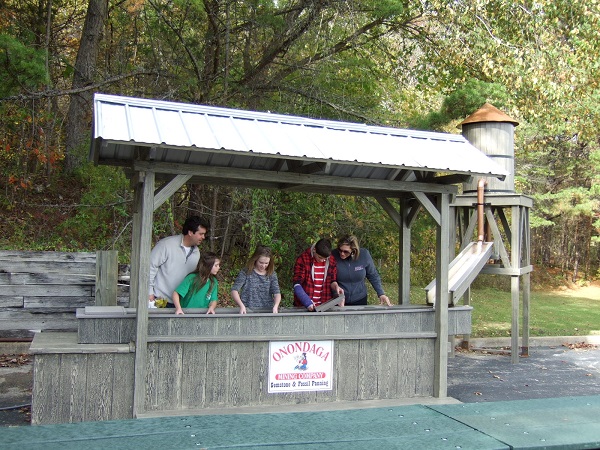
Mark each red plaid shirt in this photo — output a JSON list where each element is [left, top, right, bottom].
[[293, 246, 337, 307]]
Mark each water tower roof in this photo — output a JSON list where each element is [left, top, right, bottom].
[[459, 103, 519, 127]]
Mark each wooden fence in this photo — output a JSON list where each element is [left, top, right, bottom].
[[0, 250, 130, 339]]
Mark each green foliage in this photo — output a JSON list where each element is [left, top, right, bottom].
[[372, 0, 407, 19], [244, 189, 289, 266], [3, 0, 600, 282], [59, 164, 131, 254], [409, 79, 510, 131], [0, 35, 49, 97]]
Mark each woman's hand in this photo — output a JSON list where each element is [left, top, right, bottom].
[[239, 304, 247, 314], [175, 307, 184, 315], [379, 294, 392, 306]]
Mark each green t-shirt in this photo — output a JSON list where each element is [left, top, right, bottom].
[[175, 273, 218, 308]]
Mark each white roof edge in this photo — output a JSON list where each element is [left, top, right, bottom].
[[93, 93, 467, 142]]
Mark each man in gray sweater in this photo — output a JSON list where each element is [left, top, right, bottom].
[[148, 216, 210, 307]]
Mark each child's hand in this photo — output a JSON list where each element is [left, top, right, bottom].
[[175, 307, 184, 315], [239, 304, 247, 314]]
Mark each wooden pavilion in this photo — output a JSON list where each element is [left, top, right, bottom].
[[30, 94, 508, 424]]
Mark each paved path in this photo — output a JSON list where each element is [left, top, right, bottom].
[[448, 344, 600, 403]]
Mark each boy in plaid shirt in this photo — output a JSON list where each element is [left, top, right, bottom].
[[293, 238, 344, 311]]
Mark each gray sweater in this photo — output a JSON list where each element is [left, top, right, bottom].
[[148, 234, 199, 302], [333, 248, 384, 303], [231, 269, 280, 309]]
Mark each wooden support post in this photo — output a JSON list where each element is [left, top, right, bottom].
[[95, 250, 118, 306], [510, 205, 521, 364], [132, 170, 155, 417], [459, 206, 471, 350], [522, 272, 530, 357], [434, 193, 450, 398], [399, 197, 411, 305], [522, 207, 531, 355], [448, 203, 456, 357]]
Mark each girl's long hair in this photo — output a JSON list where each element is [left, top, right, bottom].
[[192, 252, 219, 294], [246, 245, 275, 276]]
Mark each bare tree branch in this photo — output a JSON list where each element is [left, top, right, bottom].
[[0, 70, 159, 102]]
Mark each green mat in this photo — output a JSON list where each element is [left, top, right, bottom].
[[4, 396, 599, 449]]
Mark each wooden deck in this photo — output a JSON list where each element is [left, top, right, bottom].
[[4, 395, 600, 449]]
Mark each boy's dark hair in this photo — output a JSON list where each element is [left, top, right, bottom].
[[182, 216, 210, 235], [314, 238, 332, 257]]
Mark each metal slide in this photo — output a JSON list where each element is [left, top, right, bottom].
[[425, 241, 494, 305]]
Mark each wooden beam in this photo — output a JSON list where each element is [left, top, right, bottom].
[[133, 161, 458, 195], [413, 191, 441, 225], [287, 161, 327, 174], [392, 169, 414, 182], [460, 210, 478, 251], [406, 199, 422, 228], [272, 159, 286, 171], [497, 208, 511, 242], [485, 208, 511, 267], [480, 265, 533, 276], [375, 197, 401, 227], [433, 174, 472, 185], [153, 174, 191, 211]]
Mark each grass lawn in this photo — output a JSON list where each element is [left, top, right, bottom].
[[375, 283, 600, 338], [469, 287, 600, 338]]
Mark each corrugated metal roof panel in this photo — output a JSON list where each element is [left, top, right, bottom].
[[91, 93, 509, 181], [181, 113, 220, 149]]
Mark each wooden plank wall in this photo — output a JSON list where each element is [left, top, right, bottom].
[[32, 352, 135, 424], [143, 339, 435, 412], [31, 334, 434, 423], [0, 251, 129, 339]]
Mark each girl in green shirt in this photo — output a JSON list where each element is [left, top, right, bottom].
[[173, 252, 220, 315]]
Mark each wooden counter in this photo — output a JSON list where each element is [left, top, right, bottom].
[[31, 305, 471, 424]]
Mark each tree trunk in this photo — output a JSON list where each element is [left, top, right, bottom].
[[64, 0, 108, 172]]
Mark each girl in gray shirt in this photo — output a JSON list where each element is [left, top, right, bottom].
[[231, 246, 282, 313]]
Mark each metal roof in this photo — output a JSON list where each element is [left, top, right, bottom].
[[90, 93, 507, 196]]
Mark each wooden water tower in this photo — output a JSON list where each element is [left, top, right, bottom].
[[451, 103, 533, 363]]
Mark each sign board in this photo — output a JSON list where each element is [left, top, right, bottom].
[[268, 340, 334, 393]]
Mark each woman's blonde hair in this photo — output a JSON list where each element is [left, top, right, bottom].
[[337, 234, 360, 260], [246, 245, 275, 276]]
